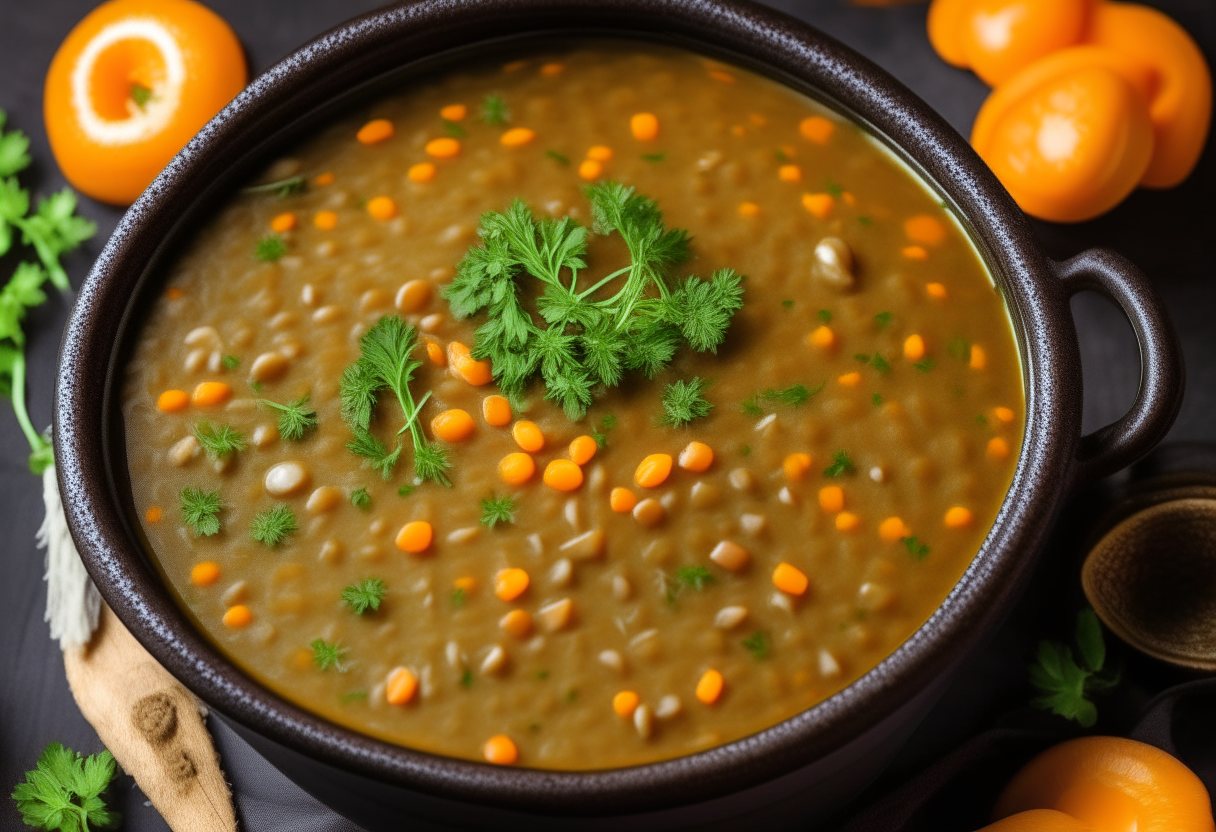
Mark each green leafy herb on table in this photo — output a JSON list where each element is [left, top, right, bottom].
[[251, 504, 297, 546], [259, 396, 317, 441], [480, 494, 517, 528], [443, 182, 744, 419], [180, 487, 222, 537], [1029, 609, 1120, 728], [310, 638, 348, 672], [341, 316, 450, 485], [192, 421, 245, 459], [658, 377, 712, 427], [824, 450, 855, 478], [11, 742, 119, 832], [341, 578, 386, 615], [0, 111, 96, 474]]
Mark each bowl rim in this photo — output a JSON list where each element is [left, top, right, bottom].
[[54, 0, 1080, 815]]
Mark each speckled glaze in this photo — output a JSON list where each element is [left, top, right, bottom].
[[54, 0, 1184, 827]]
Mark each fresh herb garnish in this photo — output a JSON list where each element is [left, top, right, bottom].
[[339, 690, 369, 703], [824, 450, 855, 477], [255, 235, 287, 262], [874, 311, 893, 329], [481, 94, 509, 124], [241, 176, 307, 198], [658, 377, 713, 428], [1029, 609, 1120, 728], [340, 315, 450, 485], [741, 396, 763, 417], [675, 565, 715, 591], [397, 483, 415, 498], [901, 536, 930, 560], [480, 494, 518, 528], [817, 308, 832, 323], [857, 215, 873, 226], [460, 669, 474, 688], [193, 421, 246, 459], [310, 638, 348, 672], [249, 380, 263, 393], [0, 112, 96, 473], [130, 83, 153, 109], [871, 353, 891, 374], [442, 119, 467, 138], [824, 179, 844, 196], [740, 444, 751, 456], [914, 358, 937, 372], [180, 487, 222, 537], [947, 336, 970, 361], [774, 148, 789, 163], [976, 414, 989, 425], [600, 414, 617, 430], [854, 353, 871, 364], [742, 630, 771, 660], [451, 588, 466, 608], [221, 354, 240, 370], [341, 578, 386, 614], [259, 395, 318, 441], [443, 182, 744, 419], [12, 742, 119, 832], [641, 152, 667, 162], [536, 669, 550, 679], [545, 150, 570, 165], [250, 504, 297, 546], [350, 487, 371, 510], [760, 383, 821, 407], [781, 299, 794, 309], [872, 393, 883, 407]]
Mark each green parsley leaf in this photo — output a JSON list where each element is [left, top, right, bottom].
[[824, 179, 844, 196], [350, 487, 371, 510], [255, 235, 287, 262], [442, 119, 466, 138], [251, 504, 297, 546], [947, 336, 971, 361], [914, 358, 937, 372], [872, 393, 883, 407], [341, 316, 450, 486], [460, 669, 473, 688], [480, 494, 517, 528], [818, 309, 832, 323], [857, 215, 873, 226], [180, 487, 222, 537], [193, 421, 246, 459], [241, 176, 307, 198], [823, 450, 855, 477], [12, 742, 120, 832], [874, 311, 893, 329], [310, 638, 348, 672], [221, 354, 240, 370], [740, 444, 751, 456], [781, 299, 794, 309], [871, 353, 891, 374], [341, 578, 386, 614], [976, 414, 989, 425], [0, 111, 32, 178], [658, 377, 713, 428], [774, 148, 789, 163], [259, 396, 318, 441], [451, 588, 466, 608], [760, 382, 822, 407], [675, 565, 715, 591], [742, 630, 771, 660], [741, 396, 763, 417], [544, 150, 570, 165], [397, 483, 415, 498], [1027, 612, 1121, 730], [641, 152, 667, 162], [481, 94, 509, 124], [901, 536, 930, 560]]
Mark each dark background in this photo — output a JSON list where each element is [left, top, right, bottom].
[[2, 1, 1212, 829]]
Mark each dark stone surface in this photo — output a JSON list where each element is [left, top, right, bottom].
[[1, 1, 1211, 829]]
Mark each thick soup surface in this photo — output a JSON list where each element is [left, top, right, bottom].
[[122, 44, 1024, 770]]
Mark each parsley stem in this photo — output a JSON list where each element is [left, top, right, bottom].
[[395, 390, 432, 438], [8, 351, 44, 455], [576, 264, 633, 300]]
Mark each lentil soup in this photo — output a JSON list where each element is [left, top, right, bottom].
[[121, 43, 1024, 770]]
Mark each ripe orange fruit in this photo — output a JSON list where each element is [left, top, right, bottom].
[[44, 0, 247, 205]]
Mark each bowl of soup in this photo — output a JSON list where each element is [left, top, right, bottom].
[[54, 0, 1184, 828]]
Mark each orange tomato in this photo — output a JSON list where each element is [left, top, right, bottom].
[[1085, 1, 1212, 188], [984, 737, 1215, 832], [44, 0, 247, 205], [972, 56, 1154, 222], [960, 0, 1094, 87], [927, 0, 975, 68], [977, 809, 1099, 831]]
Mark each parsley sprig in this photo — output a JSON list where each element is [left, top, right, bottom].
[[310, 638, 348, 672], [180, 487, 222, 537], [658, 377, 713, 427], [258, 396, 317, 441], [480, 494, 517, 528], [443, 182, 744, 418], [193, 421, 246, 459], [341, 578, 386, 614], [1029, 609, 1120, 727], [340, 315, 451, 485], [0, 111, 96, 473], [251, 504, 297, 546], [12, 742, 119, 832], [824, 450, 855, 477]]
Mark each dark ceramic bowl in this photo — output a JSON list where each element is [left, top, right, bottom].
[[54, 0, 1185, 828]]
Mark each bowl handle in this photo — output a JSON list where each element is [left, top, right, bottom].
[[1054, 248, 1185, 487]]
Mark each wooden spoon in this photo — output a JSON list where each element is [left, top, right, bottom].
[[1082, 492, 1216, 671], [63, 603, 236, 832]]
